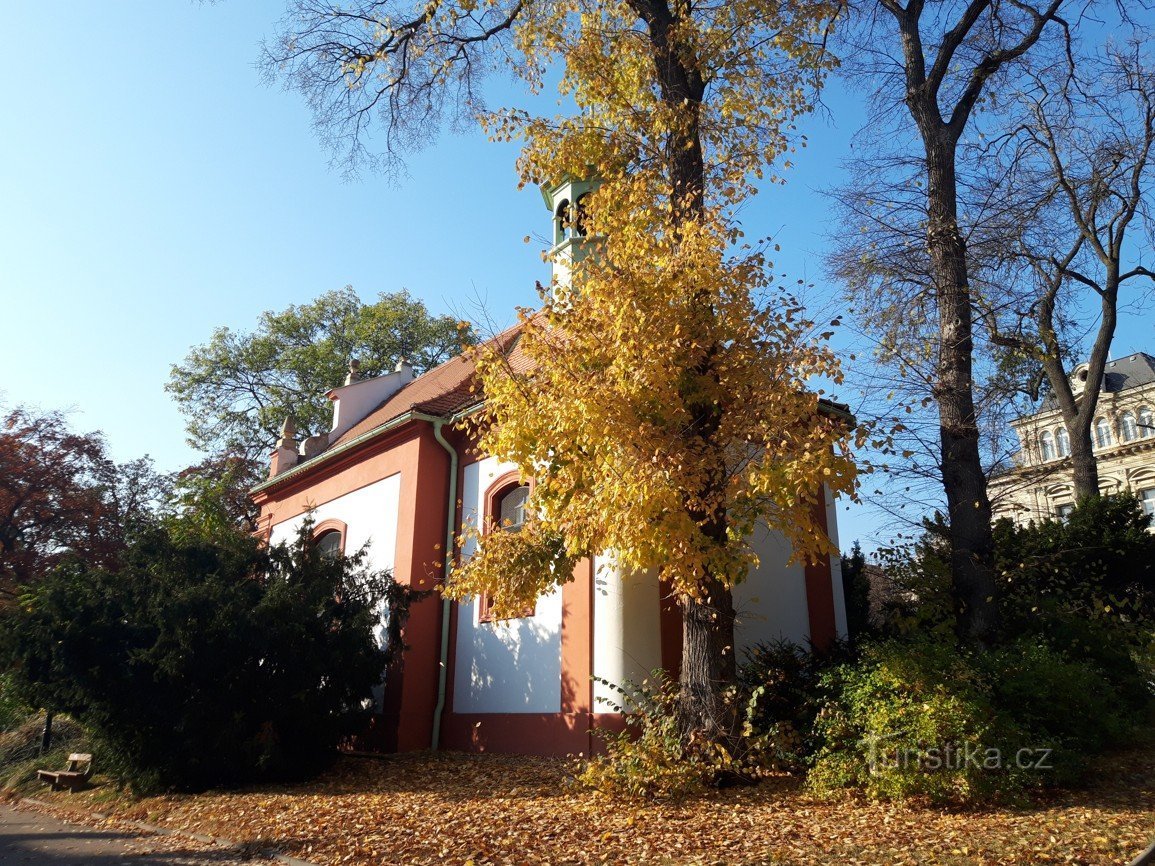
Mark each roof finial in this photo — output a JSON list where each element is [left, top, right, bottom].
[[277, 415, 298, 447], [395, 356, 408, 372], [345, 358, 362, 386]]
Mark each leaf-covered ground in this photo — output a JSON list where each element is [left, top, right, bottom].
[[30, 747, 1155, 865]]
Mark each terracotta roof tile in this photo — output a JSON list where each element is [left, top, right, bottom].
[[326, 313, 849, 452], [331, 322, 526, 446]]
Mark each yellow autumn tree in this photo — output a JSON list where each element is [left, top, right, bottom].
[[269, 0, 858, 737]]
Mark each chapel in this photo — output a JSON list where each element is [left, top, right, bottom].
[[251, 179, 850, 755]]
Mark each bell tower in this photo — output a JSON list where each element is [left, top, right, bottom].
[[540, 177, 599, 294]]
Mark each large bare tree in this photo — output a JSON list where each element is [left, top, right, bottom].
[[977, 43, 1155, 500], [833, 0, 1096, 643]]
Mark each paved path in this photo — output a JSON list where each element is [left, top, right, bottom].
[[0, 804, 264, 865]]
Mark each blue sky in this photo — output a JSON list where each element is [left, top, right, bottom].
[[1, 2, 1150, 551]]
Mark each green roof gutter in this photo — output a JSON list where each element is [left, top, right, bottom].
[[251, 410, 421, 496], [409, 410, 458, 752]]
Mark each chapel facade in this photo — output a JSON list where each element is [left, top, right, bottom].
[[251, 182, 850, 755]]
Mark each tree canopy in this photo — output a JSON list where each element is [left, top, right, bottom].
[[167, 287, 468, 462], [0, 407, 169, 606], [1, 518, 396, 792]]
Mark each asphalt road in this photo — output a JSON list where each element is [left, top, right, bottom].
[[0, 804, 264, 865]]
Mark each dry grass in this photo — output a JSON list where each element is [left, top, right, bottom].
[[19, 743, 1155, 866]]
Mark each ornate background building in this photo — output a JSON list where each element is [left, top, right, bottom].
[[990, 352, 1155, 524]]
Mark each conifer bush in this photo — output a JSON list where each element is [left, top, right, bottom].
[[0, 520, 402, 793]]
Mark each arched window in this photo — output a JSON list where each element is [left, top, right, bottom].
[[315, 529, 342, 558], [1121, 411, 1139, 442], [554, 199, 571, 244], [479, 482, 534, 622], [311, 519, 347, 558], [1094, 417, 1113, 449], [1039, 431, 1056, 461], [1055, 427, 1070, 457], [573, 192, 590, 238], [498, 484, 530, 532], [1139, 407, 1154, 439]]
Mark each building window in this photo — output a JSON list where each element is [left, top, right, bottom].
[[479, 482, 534, 622], [1121, 412, 1139, 442], [314, 529, 343, 558], [573, 192, 590, 237], [1055, 427, 1070, 457], [311, 519, 347, 558], [1055, 503, 1075, 521], [1139, 407, 1154, 439], [1094, 417, 1113, 449], [1141, 488, 1155, 520], [554, 199, 571, 244], [1040, 431, 1056, 461]]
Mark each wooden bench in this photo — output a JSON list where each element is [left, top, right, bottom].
[[37, 753, 93, 792]]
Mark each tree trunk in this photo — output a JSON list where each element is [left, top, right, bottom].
[[923, 132, 1002, 644], [40, 711, 54, 756], [626, 0, 739, 740], [678, 577, 737, 739], [1068, 432, 1099, 500]]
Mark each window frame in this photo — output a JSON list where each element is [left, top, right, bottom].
[[1094, 417, 1113, 450], [1140, 487, 1155, 520], [1040, 430, 1056, 462], [311, 519, 348, 557], [477, 475, 536, 623], [1121, 411, 1139, 443], [1138, 406, 1154, 439]]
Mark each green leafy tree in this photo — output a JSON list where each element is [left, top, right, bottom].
[[1, 519, 398, 792], [167, 287, 469, 461]]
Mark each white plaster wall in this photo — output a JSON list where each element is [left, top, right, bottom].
[[453, 456, 563, 714], [269, 474, 401, 577], [591, 558, 663, 711], [268, 475, 402, 696], [732, 522, 812, 652]]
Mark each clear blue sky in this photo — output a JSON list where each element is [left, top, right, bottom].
[[0, 2, 1150, 552]]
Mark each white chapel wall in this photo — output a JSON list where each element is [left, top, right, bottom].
[[268, 473, 401, 575], [453, 456, 563, 714], [268, 473, 402, 649]]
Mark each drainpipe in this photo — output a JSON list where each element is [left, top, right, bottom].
[[412, 411, 458, 751]]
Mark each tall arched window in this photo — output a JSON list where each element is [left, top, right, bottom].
[[1121, 412, 1139, 442], [554, 199, 571, 244], [1040, 431, 1056, 461], [498, 484, 530, 532], [1055, 427, 1070, 457], [479, 482, 534, 622], [573, 192, 590, 238], [1094, 417, 1113, 449], [1139, 406, 1154, 439]]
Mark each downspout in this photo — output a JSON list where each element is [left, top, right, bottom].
[[412, 411, 458, 751]]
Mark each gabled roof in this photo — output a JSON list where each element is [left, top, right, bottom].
[[330, 322, 529, 446], [255, 313, 853, 495]]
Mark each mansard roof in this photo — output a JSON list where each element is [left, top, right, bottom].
[[1041, 351, 1155, 411]]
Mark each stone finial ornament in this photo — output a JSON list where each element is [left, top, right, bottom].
[[276, 415, 298, 447], [345, 358, 362, 386]]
